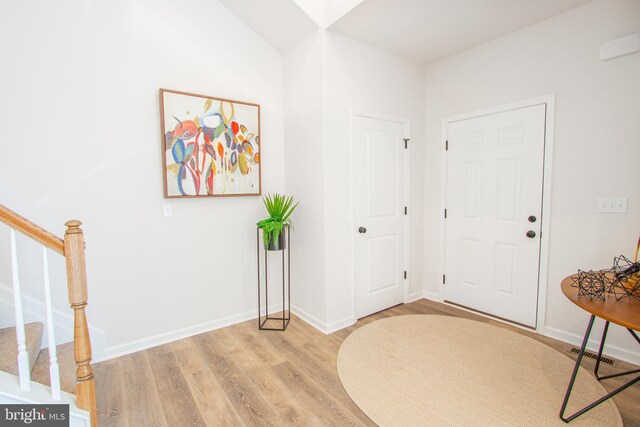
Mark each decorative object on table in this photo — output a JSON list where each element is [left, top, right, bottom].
[[559, 275, 638, 424], [160, 89, 261, 198], [602, 269, 618, 294], [609, 237, 640, 301], [570, 270, 606, 300], [570, 237, 640, 302], [257, 194, 299, 250], [256, 194, 298, 331]]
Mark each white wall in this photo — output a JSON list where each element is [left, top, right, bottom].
[[5, 0, 632, 365], [322, 32, 425, 327], [0, 0, 285, 360], [284, 33, 328, 327], [0, 0, 424, 357], [423, 0, 640, 362], [284, 31, 425, 331]]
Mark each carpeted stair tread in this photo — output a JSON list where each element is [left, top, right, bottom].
[[0, 322, 44, 376], [31, 342, 76, 394]]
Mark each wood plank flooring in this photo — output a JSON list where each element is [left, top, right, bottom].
[[94, 299, 640, 426]]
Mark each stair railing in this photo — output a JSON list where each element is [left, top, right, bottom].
[[0, 204, 97, 427]]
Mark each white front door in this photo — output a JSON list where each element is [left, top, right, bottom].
[[354, 115, 407, 319], [444, 105, 546, 328]]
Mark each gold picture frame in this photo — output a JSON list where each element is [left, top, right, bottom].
[[160, 88, 261, 198]]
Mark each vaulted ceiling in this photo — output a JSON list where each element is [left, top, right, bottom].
[[218, 0, 594, 64], [216, 0, 319, 53]]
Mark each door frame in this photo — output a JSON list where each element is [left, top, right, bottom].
[[351, 110, 411, 319], [437, 95, 555, 333]]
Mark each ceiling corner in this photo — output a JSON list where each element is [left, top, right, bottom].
[[216, 0, 320, 54]]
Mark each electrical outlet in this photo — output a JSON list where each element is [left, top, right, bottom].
[[163, 204, 172, 218], [597, 197, 627, 213]]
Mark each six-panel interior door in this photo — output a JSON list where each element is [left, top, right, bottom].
[[354, 116, 407, 319], [444, 105, 546, 328]]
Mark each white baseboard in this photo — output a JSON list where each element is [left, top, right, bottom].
[[422, 290, 440, 301], [290, 304, 326, 332], [102, 302, 354, 363], [290, 305, 355, 334], [101, 286, 640, 367], [412, 290, 640, 366], [325, 314, 356, 334], [544, 326, 640, 366], [406, 291, 424, 303], [0, 283, 106, 359], [0, 284, 74, 343], [407, 290, 440, 303], [99, 303, 282, 363]]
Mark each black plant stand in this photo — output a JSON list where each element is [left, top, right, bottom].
[[257, 226, 290, 331]]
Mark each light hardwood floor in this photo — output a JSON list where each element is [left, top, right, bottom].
[[94, 299, 640, 426]]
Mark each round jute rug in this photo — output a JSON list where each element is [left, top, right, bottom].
[[337, 315, 622, 427]]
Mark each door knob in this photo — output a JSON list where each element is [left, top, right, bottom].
[[528, 215, 537, 223], [526, 230, 536, 238], [358, 227, 367, 234]]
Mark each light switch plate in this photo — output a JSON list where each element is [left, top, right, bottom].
[[163, 204, 172, 217], [597, 197, 627, 213]]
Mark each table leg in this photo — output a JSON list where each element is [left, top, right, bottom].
[[593, 328, 640, 382], [593, 321, 609, 380], [560, 314, 596, 422], [560, 316, 640, 423]]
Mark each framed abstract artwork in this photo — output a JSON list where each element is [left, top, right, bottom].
[[160, 88, 261, 198]]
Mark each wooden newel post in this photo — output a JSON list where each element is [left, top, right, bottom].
[[64, 220, 98, 427]]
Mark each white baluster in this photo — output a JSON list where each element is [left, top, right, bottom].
[[42, 247, 61, 399], [10, 229, 31, 390]]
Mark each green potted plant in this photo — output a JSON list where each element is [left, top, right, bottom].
[[257, 193, 299, 251]]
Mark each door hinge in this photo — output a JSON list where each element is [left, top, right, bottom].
[[444, 208, 447, 219], [404, 206, 407, 215], [442, 274, 446, 284], [404, 138, 409, 149], [445, 140, 448, 151], [404, 271, 407, 279]]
